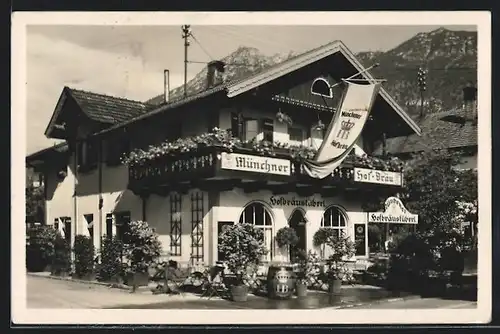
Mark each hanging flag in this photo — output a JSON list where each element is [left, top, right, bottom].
[[303, 80, 380, 179]]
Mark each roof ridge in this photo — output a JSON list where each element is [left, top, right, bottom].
[[225, 40, 342, 87], [67, 86, 148, 106]]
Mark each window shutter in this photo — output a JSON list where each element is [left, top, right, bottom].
[[245, 119, 259, 141]]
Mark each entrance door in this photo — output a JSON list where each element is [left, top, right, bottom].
[[288, 209, 307, 260]]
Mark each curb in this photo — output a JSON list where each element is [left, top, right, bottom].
[[27, 272, 151, 293], [328, 294, 422, 309]]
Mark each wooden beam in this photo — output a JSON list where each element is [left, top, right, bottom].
[[242, 181, 267, 194]]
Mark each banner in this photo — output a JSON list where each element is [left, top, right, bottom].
[[303, 81, 380, 179]]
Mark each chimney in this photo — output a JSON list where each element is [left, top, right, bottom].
[[206, 60, 225, 89], [164, 69, 170, 103], [463, 82, 477, 117]]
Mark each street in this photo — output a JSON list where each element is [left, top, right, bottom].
[[26, 275, 477, 310]]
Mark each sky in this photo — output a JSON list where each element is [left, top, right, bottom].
[[26, 24, 476, 155]]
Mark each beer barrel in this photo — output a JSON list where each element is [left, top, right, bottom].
[[267, 264, 295, 299]]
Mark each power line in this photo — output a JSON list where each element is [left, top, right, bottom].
[[190, 32, 214, 61]]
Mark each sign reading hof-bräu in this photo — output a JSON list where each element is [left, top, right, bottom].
[[368, 196, 418, 224], [220, 152, 291, 176], [354, 167, 403, 186]]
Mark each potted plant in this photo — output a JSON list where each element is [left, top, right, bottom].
[[218, 223, 268, 302], [313, 228, 355, 294], [122, 220, 162, 291], [291, 249, 309, 297], [275, 226, 299, 262]]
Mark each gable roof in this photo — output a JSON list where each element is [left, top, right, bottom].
[[45, 87, 152, 137], [226, 40, 421, 136], [26, 142, 69, 165], [96, 40, 420, 137], [374, 108, 477, 155]]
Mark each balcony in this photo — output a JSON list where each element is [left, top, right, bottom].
[[126, 130, 404, 195]]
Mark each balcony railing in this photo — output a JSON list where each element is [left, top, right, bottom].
[[128, 145, 404, 192]]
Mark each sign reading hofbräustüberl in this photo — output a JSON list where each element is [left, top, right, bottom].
[[220, 152, 291, 176], [354, 167, 403, 186], [368, 197, 418, 224]]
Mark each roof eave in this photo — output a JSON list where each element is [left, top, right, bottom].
[[44, 87, 71, 139]]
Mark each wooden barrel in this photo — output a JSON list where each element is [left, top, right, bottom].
[[267, 264, 295, 299]]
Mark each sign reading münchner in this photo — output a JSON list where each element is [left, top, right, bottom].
[[354, 167, 403, 186], [220, 152, 291, 176]]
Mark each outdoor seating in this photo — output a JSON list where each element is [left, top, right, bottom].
[[200, 264, 229, 300], [151, 260, 204, 295]]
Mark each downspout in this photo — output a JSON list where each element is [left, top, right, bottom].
[[98, 139, 103, 251], [72, 141, 78, 261], [141, 194, 147, 221]]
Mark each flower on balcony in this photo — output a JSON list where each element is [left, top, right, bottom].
[[121, 128, 405, 173]]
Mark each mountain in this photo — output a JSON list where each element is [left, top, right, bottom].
[[146, 47, 297, 105], [147, 28, 477, 118], [356, 28, 477, 117]]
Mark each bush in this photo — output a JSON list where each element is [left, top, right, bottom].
[[368, 224, 384, 253], [26, 226, 58, 272], [123, 221, 162, 274], [97, 235, 125, 282], [73, 235, 95, 278], [51, 233, 72, 275], [218, 223, 268, 285], [275, 226, 299, 249]]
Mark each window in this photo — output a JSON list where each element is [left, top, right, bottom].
[[261, 118, 274, 142], [230, 112, 242, 138], [243, 119, 259, 141], [191, 192, 204, 263], [288, 127, 304, 146], [105, 213, 113, 238], [77, 139, 99, 171], [321, 206, 347, 239], [321, 206, 348, 258], [54, 218, 59, 231], [239, 202, 273, 262], [61, 217, 71, 244], [84, 214, 94, 246], [115, 211, 131, 243], [170, 194, 182, 256]]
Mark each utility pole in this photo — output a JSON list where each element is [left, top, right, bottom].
[[417, 66, 427, 118], [181, 25, 191, 98]]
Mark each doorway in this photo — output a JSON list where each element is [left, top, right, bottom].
[[288, 209, 307, 260]]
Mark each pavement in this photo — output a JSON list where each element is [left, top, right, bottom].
[[26, 273, 477, 310]]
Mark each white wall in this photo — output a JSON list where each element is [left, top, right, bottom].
[[45, 151, 142, 251], [214, 188, 368, 263], [146, 189, 211, 266]]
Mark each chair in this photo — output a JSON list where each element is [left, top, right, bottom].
[[200, 264, 229, 300]]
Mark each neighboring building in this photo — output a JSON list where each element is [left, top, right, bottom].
[[373, 87, 478, 240], [26, 40, 421, 267]]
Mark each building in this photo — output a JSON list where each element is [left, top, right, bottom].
[[373, 86, 478, 241], [26, 40, 421, 267]]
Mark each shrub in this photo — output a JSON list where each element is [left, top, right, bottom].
[[26, 226, 58, 272], [51, 233, 72, 275], [275, 226, 299, 249], [73, 235, 95, 278], [218, 223, 268, 285], [96, 235, 125, 282], [123, 221, 162, 274], [368, 224, 384, 253]]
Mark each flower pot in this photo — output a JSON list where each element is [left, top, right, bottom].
[[328, 279, 342, 295], [230, 284, 249, 302], [295, 281, 308, 297]]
